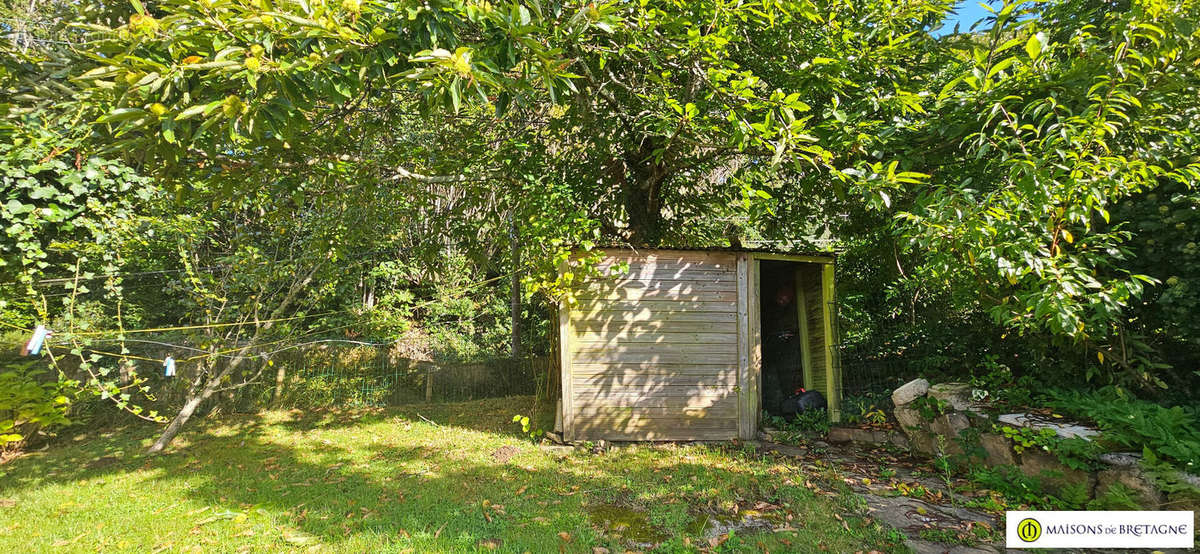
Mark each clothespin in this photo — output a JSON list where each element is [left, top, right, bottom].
[[22, 325, 51, 356], [163, 356, 176, 377]]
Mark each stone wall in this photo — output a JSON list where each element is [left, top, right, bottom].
[[829, 378, 1199, 515]]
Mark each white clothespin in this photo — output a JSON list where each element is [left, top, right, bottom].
[[163, 356, 176, 377], [23, 325, 50, 356]]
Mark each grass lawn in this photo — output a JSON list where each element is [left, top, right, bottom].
[[0, 396, 905, 552]]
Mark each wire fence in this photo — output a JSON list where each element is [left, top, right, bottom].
[[230, 346, 554, 411], [21, 335, 556, 418], [834, 296, 956, 404]]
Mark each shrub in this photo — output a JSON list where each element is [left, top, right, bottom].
[[967, 465, 1083, 510], [0, 362, 72, 446], [1046, 387, 1200, 472]]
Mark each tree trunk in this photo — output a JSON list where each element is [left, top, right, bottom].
[[147, 358, 243, 453], [510, 216, 522, 358], [272, 361, 287, 405], [624, 179, 664, 246], [619, 139, 670, 246]]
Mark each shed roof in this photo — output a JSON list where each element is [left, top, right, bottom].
[[587, 244, 837, 261]]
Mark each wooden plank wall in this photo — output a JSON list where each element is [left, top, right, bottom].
[[800, 265, 828, 397], [566, 250, 742, 440]]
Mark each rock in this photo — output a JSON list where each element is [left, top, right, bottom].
[[544, 431, 564, 444], [892, 378, 930, 407], [1098, 451, 1141, 467], [928, 382, 974, 412], [863, 494, 999, 554], [979, 433, 1017, 467], [997, 413, 1100, 440], [827, 427, 856, 443], [894, 405, 924, 431], [762, 443, 808, 457], [929, 412, 970, 438], [1096, 465, 1164, 509], [1019, 450, 1094, 496], [539, 444, 574, 458], [830, 427, 907, 447], [905, 539, 998, 554], [853, 428, 879, 443], [907, 430, 938, 456]]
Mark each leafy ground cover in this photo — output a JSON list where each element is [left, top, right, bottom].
[[0, 396, 903, 552]]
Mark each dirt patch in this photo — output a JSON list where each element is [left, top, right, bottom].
[[491, 445, 519, 464], [586, 503, 668, 548]]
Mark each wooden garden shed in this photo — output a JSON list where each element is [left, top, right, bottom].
[[557, 247, 840, 442]]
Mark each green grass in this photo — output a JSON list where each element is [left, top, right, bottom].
[[0, 397, 904, 552]]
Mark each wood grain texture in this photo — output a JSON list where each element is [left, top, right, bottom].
[[578, 279, 737, 293], [571, 309, 738, 323], [572, 330, 738, 345], [572, 343, 737, 355], [568, 427, 739, 441], [570, 394, 736, 409], [574, 288, 738, 302], [572, 299, 737, 313], [736, 254, 752, 440], [747, 256, 761, 438], [575, 405, 739, 418], [573, 373, 736, 387], [589, 249, 737, 265], [559, 283, 575, 441], [564, 249, 745, 441], [822, 262, 840, 422], [571, 351, 738, 364], [570, 363, 736, 374]]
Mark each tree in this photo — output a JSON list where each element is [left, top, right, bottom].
[[889, 0, 1200, 387]]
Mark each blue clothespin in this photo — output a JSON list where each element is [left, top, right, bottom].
[[24, 325, 50, 356], [163, 356, 176, 377]]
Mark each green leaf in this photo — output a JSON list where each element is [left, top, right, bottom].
[[1025, 33, 1044, 59]]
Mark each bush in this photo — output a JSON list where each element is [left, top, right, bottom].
[[0, 361, 72, 446], [1046, 387, 1200, 472]]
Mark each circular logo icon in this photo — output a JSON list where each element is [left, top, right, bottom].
[[1017, 518, 1042, 542]]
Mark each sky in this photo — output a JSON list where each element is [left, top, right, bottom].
[[934, 0, 999, 36]]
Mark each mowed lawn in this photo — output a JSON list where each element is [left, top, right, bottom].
[[0, 397, 903, 552]]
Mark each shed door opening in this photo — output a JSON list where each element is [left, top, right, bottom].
[[759, 260, 825, 418]]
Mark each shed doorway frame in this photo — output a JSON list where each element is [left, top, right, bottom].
[[746, 254, 840, 432]]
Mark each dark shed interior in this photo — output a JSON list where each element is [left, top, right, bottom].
[[760, 260, 804, 416]]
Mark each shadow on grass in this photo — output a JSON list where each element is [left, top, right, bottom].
[[0, 396, 900, 552]]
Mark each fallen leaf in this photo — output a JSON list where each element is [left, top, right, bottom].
[[558, 531, 571, 542]]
